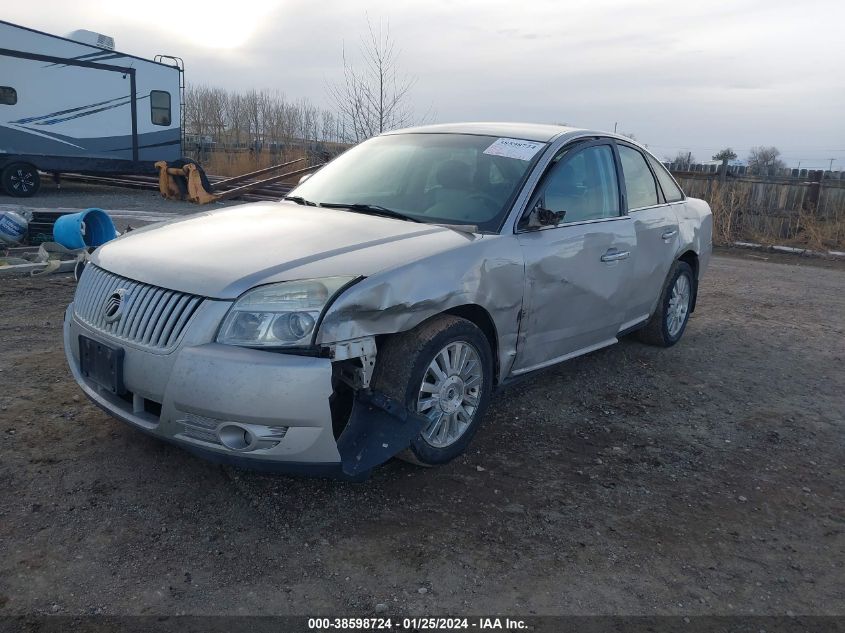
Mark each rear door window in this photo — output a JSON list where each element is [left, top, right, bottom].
[[647, 155, 684, 202], [618, 145, 659, 209]]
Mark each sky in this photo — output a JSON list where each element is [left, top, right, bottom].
[[6, 0, 844, 169]]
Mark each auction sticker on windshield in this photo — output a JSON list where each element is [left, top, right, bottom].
[[483, 137, 544, 161]]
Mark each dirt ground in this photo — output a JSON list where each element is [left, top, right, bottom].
[[0, 250, 843, 617], [0, 181, 243, 234], [4, 180, 243, 215]]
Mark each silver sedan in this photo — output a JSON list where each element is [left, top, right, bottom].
[[64, 123, 712, 479]]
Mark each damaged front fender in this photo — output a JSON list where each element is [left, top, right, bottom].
[[318, 233, 527, 476], [317, 233, 525, 381]]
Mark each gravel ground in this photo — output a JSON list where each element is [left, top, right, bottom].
[[0, 181, 247, 233], [0, 250, 843, 617]]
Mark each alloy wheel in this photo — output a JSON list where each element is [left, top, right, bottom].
[[10, 167, 35, 194], [666, 273, 691, 337], [416, 341, 483, 448]]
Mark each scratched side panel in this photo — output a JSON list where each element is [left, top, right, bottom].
[[676, 197, 714, 278], [316, 234, 526, 381], [624, 204, 682, 321]]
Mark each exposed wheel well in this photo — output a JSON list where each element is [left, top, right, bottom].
[[678, 250, 700, 311], [443, 304, 500, 384]]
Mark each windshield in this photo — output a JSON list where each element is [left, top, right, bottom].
[[289, 133, 546, 232]]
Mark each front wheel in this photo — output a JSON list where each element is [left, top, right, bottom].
[[638, 260, 695, 347], [371, 315, 493, 466], [1, 162, 41, 197]]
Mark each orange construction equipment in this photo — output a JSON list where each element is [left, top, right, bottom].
[[154, 158, 324, 204]]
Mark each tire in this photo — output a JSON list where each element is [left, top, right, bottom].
[[1, 162, 41, 197], [371, 315, 494, 466], [637, 260, 695, 347], [171, 157, 213, 193]]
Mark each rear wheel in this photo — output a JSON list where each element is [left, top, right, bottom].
[[638, 260, 694, 347], [371, 315, 493, 466], [1, 163, 41, 197]]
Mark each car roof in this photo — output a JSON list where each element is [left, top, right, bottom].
[[383, 122, 585, 143]]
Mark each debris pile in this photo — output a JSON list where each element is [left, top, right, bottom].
[[0, 205, 117, 277]]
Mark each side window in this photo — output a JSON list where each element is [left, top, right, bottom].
[[618, 145, 659, 209], [0, 87, 17, 105], [647, 155, 684, 202], [150, 91, 171, 126], [539, 144, 620, 223]]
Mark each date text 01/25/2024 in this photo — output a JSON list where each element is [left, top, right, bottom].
[[307, 617, 528, 630]]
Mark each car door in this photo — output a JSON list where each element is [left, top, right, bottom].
[[511, 141, 636, 375], [615, 143, 683, 324]]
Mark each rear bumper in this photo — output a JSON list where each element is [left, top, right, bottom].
[[63, 304, 345, 473]]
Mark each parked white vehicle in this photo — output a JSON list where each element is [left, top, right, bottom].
[[0, 20, 182, 197], [63, 123, 712, 479]]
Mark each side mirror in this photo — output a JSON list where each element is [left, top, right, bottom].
[[524, 198, 566, 229], [298, 173, 313, 185]]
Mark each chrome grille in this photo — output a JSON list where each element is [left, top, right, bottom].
[[73, 265, 203, 350]]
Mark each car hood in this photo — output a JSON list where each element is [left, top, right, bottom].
[[92, 201, 477, 299]]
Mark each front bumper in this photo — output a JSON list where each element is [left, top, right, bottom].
[[63, 302, 347, 475]]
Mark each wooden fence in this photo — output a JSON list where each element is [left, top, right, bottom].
[[668, 165, 845, 246]]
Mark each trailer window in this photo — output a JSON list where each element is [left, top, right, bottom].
[[0, 87, 17, 105], [150, 91, 171, 126]]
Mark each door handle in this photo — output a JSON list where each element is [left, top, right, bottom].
[[662, 229, 678, 240], [601, 249, 630, 262]]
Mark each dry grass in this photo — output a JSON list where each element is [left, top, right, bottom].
[[788, 209, 845, 251], [199, 149, 309, 177], [708, 182, 749, 245], [706, 181, 845, 251]]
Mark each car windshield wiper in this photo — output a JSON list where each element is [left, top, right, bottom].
[[319, 202, 421, 223], [283, 195, 318, 206]]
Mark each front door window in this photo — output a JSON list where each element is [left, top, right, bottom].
[[538, 144, 620, 223]]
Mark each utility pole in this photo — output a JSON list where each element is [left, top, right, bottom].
[[613, 122, 618, 133], [828, 158, 835, 171]]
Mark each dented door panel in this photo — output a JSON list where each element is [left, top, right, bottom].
[[512, 217, 636, 373], [623, 203, 683, 323]]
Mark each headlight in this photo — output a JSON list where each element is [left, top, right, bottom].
[[217, 277, 354, 348]]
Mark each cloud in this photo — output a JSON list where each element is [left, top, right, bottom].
[[5, 0, 844, 167]]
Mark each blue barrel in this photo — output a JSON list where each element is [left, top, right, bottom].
[[53, 208, 116, 249]]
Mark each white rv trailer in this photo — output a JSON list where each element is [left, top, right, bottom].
[[0, 20, 183, 197]]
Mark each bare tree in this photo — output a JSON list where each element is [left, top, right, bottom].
[[747, 146, 785, 175], [329, 16, 417, 143], [183, 83, 345, 164], [667, 151, 695, 170]]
